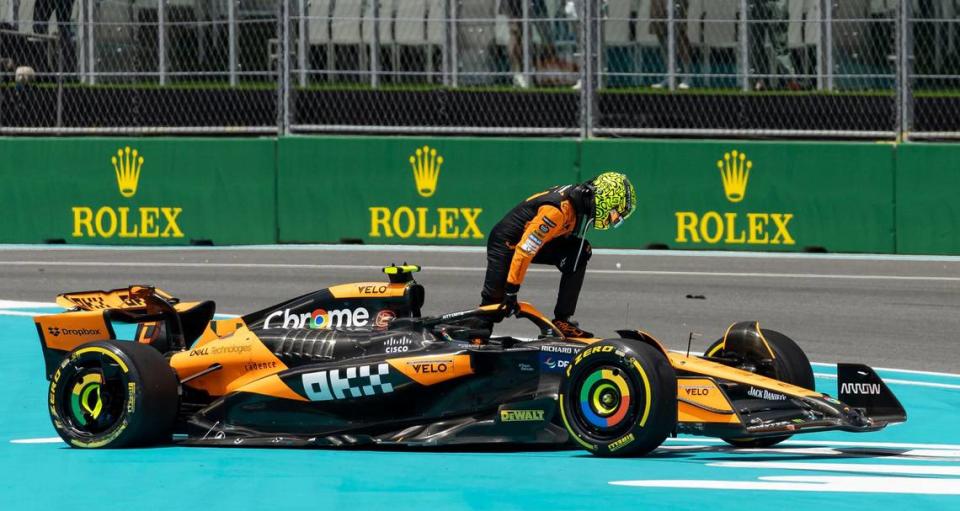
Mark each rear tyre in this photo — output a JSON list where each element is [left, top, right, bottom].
[[559, 340, 676, 457], [707, 327, 813, 448], [49, 340, 179, 448]]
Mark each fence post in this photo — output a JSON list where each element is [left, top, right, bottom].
[[897, 0, 913, 141], [451, 0, 459, 88], [580, 0, 596, 139], [279, 0, 291, 135], [298, 0, 307, 87], [824, 0, 833, 90], [667, 0, 676, 90], [371, 0, 380, 88], [158, 0, 167, 86], [522, 0, 531, 86], [229, 0, 238, 86], [739, 0, 748, 91], [87, 0, 96, 85]]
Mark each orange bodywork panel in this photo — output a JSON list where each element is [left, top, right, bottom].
[[676, 377, 740, 424], [35, 310, 112, 351], [170, 327, 288, 397], [193, 318, 247, 348], [668, 352, 820, 399], [387, 354, 473, 385]]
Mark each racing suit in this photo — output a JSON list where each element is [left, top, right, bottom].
[[480, 184, 593, 321]]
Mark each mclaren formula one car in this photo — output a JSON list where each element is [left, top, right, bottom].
[[34, 265, 906, 456]]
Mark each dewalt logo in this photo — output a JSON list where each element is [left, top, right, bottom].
[[368, 145, 483, 240], [674, 151, 795, 246], [71, 147, 184, 239]]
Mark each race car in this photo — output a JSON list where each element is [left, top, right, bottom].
[[33, 265, 906, 456]]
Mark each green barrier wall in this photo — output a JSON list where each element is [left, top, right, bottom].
[[895, 143, 960, 255], [277, 136, 579, 244], [4, 136, 958, 255], [581, 140, 896, 253], [0, 138, 276, 245]]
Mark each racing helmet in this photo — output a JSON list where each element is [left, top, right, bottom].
[[591, 172, 636, 230]]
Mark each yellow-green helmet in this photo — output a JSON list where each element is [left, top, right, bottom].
[[591, 172, 636, 230]]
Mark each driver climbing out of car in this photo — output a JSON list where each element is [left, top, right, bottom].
[[479, 172, 637, 338]]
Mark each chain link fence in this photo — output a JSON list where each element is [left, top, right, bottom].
[[0, 0, 957, 139]]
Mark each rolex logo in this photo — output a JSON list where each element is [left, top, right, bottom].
[[112, 146, 144, 198], [717, 150, 751, 203], [409, 145, 443, 198]]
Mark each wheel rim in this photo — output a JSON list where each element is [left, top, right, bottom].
[[574, 365, 635, 435], [57, 356, 129, 437]]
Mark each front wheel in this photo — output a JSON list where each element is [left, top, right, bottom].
[[48, 340, 179, 448], [559, 340, 676, 457]]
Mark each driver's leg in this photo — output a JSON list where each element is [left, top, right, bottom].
[[532, 236, 592, 320]]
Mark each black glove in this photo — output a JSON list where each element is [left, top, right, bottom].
[[499, 283, 521, 318]]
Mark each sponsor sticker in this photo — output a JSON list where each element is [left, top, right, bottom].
[[500, 409, 545, 422], [374, 309, 397, 329], [302, 363, 394, 401], [264, 307, 370, 329], [747, 387, 788, 401]]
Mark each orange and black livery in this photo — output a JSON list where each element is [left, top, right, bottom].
[[35, 265, 906, 455]]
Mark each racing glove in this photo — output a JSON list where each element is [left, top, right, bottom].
[[499, 283, 521, 318]]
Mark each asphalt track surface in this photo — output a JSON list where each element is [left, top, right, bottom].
[[1, 246, 959, 510]]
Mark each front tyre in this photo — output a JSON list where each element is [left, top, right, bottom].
[[707, 326, 813, 448], [559, 340, 676, 457], [49, 340, 179, 448]]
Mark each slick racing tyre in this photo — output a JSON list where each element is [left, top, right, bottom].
[[706, 326, 814, 448], [559, 340, 676, 457], [49, 340, 179, 448]]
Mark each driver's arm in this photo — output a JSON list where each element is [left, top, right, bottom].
[[506, 203, 574, 288]]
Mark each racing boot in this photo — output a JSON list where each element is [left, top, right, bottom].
[[552, 318, 593, 338]]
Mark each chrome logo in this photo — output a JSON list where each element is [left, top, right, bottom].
[[310, 309, 329, 329]]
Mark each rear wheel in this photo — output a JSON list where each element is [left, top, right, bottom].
[[559, 340, 676, 457], [706, 326, 813, 448], [49, 340, 179, 448]]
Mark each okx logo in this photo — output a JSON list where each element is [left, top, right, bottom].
[[368, 145, 484, 240], [302, 363, 394, 401], [71, 146, 184, 240], [674, 150, 795, 247]]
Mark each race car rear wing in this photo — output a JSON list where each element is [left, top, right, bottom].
[[35, 286, 215, 378], [55, 285, 178, 311]]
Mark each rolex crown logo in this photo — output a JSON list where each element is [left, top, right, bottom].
[[409, 145, 443, 198], [112, 146, 144, 198], [717, 150, 751, 203]]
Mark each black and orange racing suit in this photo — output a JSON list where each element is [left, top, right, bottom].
[[480, 184, 593, 320]]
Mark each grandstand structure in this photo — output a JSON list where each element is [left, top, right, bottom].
[[0, 0, 958, 139]]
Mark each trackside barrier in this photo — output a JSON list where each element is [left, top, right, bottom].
[[580, 140, 897, 254], [1, 136, 958, 255], [894, 143, 960, 255], [276, 136, 580, 245], [0, 138, 277, 245]]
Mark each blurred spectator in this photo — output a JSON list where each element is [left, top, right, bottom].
[[34, 0, 76, 72], [748, 0, 799, 90], [651, 0, 692, 90], [501, 0, 559, 88]]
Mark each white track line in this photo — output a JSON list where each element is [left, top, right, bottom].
[[1, 260, 958, 283], [2, 244, 960, 263], [10, 437, 63, 444], [664, 437, 960, 450]]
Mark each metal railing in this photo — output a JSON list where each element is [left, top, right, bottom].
[[0, 0, 958, 139]]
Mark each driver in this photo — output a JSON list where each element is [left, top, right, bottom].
[[480, 172, 636, 338]]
